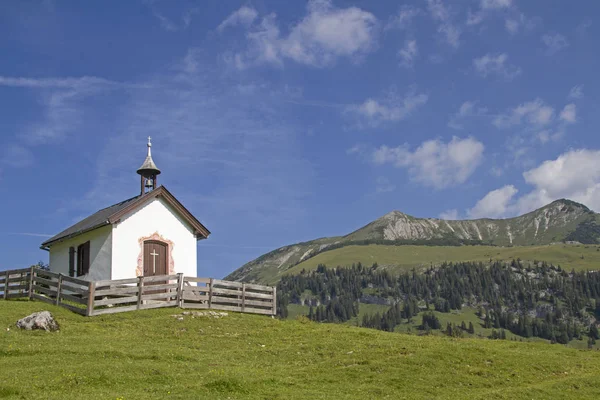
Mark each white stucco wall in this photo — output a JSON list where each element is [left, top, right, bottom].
[[111, 197, 197, 280], [48, 225, 112, 281]]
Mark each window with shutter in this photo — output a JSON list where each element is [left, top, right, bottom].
[[69, 247, 75, 277], [77, 241, 91, 276]]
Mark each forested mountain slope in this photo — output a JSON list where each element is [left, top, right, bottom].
[[276, 261, 600, 347]]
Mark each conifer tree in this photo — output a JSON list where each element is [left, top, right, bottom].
[[590, 324, 600, 340]]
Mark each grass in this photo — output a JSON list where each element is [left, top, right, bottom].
[[281, 243, 600, 281], [287, 303, 309, 319], [3, 300, 600, 399]]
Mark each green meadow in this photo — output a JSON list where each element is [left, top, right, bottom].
[[3, 300, 600, 399]]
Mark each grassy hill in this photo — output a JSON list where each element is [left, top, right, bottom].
[[1, 301, 600, 399], [227, 199, 600, 284], [269, 243, 600, 285]]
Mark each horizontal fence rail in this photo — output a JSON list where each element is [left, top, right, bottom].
[[1, 267, 276, 317]]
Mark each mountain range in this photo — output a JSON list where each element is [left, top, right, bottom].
[[226, 199, 600, 283]]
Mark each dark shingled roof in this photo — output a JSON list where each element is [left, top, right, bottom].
[[41, 186, 211, 249], [41, 195, 141, 248]]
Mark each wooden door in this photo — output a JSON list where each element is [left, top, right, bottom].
[[143, 240, 167, 295], [143, 240, 167, 277]]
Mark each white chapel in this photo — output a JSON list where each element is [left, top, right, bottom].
[[41, 138, 210, 281]]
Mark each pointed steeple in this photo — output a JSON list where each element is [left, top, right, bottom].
[[136, 137, 161, 194]]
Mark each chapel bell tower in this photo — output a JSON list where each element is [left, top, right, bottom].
[[136, 136, 161, 195]]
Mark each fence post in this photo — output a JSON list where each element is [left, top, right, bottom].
[[3, 270, 8, 300], [86, 281, 96, 317], [56, 274, 63, 306], [241, 283, 246, 313], [208, 278, 213, 310], [176, 274, 184, 308], [272, 286, 277, 316], [28, 266, 35, 299], [136, 276, 144, 310]]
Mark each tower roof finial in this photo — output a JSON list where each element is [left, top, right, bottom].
[[137, 136, 160, 177]]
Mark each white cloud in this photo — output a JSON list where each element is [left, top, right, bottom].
[[481, 0, 512, 9], [517, 149, 600, 212], [0, 74, 154, 182], [346, 144, 365, 155], [467, 0, 532, 34], [468, 185, 518, 218], [568, 85, 584, 100], [504, 13, 536, 35], [559, 103, 577, 123], [427, 0, 449, 21], [375, 177, 396, 193], [542, 33, 569, 55], [504, 135, 530, 162], [385, 5, 420, 30], [147, 2, 199, 32], [236, 14, 283, 68], [0, 77, 109, 144], [349, 87, 428, 124], [494, 98, 577, 150], [504, 18, 519, 34], [458, 101, 475, 116], [218, 6, 258, 32], [233, 0, 378, 69], [438, 24, 461, 48], [398, 40, 418, 68], [473, 53, 521, 80], [426, 0, 461, 48], [576, 19, 592, 36], [439, 209, 459, 220], [475, 150, 600, 215], [466, 10, 484, 26], [536, 130, 562, 144], [0, 76, 119, 89], [464, 0, 532, 35], [490, 166, 503, 177], [372, 136, 484, 189], [448, 100, 488, 130], [493, 98, 554, 128]]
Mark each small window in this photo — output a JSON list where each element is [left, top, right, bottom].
[[77, 241, 90, 276]]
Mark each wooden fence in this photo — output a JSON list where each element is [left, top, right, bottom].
[[0, 267, 276, 317]]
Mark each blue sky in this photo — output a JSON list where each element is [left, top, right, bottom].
[[1, 0, 599, 278]]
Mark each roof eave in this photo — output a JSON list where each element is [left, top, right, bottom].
[[41, 221, 110, 248]]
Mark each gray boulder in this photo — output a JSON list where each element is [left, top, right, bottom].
[[16, 311, 59, 332]]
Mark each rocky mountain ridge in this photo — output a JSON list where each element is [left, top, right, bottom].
[[226, 199, 600, 283]]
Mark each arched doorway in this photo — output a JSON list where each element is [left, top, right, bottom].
[[143, 240, 168, 277]]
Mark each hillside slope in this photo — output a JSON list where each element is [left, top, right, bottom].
[[284, 243, 600, 282], [3, 300, 600, 399], [227, 199, 600, 283]]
